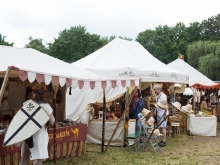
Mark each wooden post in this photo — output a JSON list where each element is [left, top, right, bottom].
[[53, 91, 57, 163], [123, 88, 130, 146], [217, 96, 219, 121], [0, 67, 11, 103], [101, 88, 106, 152], [105, 86, 137, 153]]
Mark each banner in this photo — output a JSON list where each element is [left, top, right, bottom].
[[0, 124, 87, 156]]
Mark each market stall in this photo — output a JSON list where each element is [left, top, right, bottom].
[[0, 45, 141, 162], [67, 38, 189, 149], [0, 45, 106, 164], [0, 124, 87, 165], [168, 55, 220, 117]]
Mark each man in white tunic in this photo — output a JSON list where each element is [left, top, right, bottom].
[[154, 84, 168, 147], [19, 88, 55, 165]]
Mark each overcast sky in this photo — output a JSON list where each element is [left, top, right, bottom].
[[0, 0, 219, 48]]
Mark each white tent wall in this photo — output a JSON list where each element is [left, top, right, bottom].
[[66, 82, 127, 122], [66, 38, 189, 122]]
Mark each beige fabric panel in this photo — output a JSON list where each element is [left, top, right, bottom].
[[86, 120, 124, 146], [187, 114, 216, 136]]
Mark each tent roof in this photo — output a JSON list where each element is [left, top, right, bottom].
[[0, 45, 106, 89], [167, 58, 220, 88], [72, 38, 189, 83], [0, 45, 139, 89]]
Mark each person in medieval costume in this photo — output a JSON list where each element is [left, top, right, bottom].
[[19, 88, 55, 165], [154, 84, 168, 147]]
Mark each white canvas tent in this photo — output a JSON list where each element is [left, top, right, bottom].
[[167, 58, 219, 88], [66, 38, 189, 146], [67, 38, 189, 121], [73, 38, 189, 83]]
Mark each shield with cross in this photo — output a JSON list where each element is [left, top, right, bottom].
[[3, 99, 49, 147]]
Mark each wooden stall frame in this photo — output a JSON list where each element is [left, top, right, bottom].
[[101, 88, 106, 152], [0, 66, 69, 164], [0, 67, 12, 103], [105, 86, 137, 153]]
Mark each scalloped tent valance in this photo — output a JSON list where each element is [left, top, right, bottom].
[[18, 68, 140, 89]]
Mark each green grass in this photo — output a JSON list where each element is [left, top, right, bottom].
[[44, 122, 220, 165]]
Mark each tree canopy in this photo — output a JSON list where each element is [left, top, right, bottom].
[[187, 40, 220, 81], [48, 25, 109, 63], [136, 13, 220, 64], [0, 33, 14, 46], [25, 36, 48, 54]]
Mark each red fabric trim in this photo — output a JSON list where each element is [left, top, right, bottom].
[[191, 83, 220, 89]]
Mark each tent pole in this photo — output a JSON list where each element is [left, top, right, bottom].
[[101, 88, 106, 152], [123, 87, 130, 146], [53, 88, 57, 163], [105, 86, 137, 153], [0, 67, 11, 103], [217, 95, 219, 121]]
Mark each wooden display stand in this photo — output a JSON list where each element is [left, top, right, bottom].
[[177, 112, 187, 131]]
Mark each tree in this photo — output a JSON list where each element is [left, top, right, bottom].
[[0, 33, 14, 46], [201, 14, 220, 41], [25, 36, 48, 54], [108, 35, 132, 42], [136, 23, 189, 63], [48, 25, 109, 63], [187, 40, 217, 69], [187, 40, 220, 80], [185, 22, 203, 42]]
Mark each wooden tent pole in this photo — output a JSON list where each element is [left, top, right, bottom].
[[105, 86, 137, 153], [53, 87, 57, 163], [0, 67, 11, 103], [217, 94, 219, 121], [101, 88, 106, 152]]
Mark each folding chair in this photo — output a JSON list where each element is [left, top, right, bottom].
[[138, 113, 162, 153]]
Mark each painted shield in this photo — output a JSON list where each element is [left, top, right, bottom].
[[3, 99, 49, 146]]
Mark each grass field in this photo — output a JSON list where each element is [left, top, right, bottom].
[[44, 122, 220, 165]]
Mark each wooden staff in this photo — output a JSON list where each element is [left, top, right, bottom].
[[105, 86, 137, 153], [101, 88, 106, 152], [53, 94, 57, 163], [0, 67, 11, 103]]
